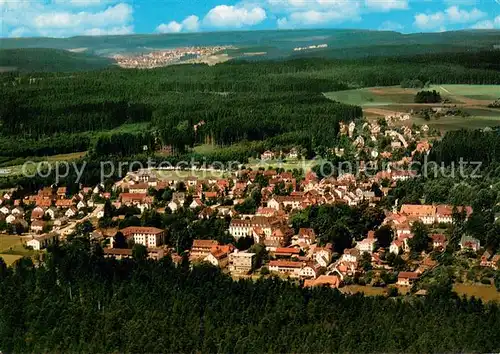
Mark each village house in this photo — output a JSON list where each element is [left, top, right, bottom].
[[11, 206, 24, 216], [460, 235, 480, 252], [274, 247, 301, 259], [229, 216, 281, 239], [65, 207, 78, 218], [168, 199, 182, 212], [260, 150, 275, 160], [190, 239, 219, 260], [268, 260, 302, 278], [229, 251, 256, 274], [53, 217, 68, 227], [299, 262, 324, 279], [294, 228, 316, 245], [264, 226, 293, 249], [356, 232, 377, 254], [27, 233, 58, 251], [30, 220, 46, 233], [397, 272, 419, 286], [390, 239, 403, 255], [5, 214, 17, 224], [431, 234, 447, 249], [314, 244, 333, 267], [45, 207, 57, 220], [120, 226, 165, 248], [31, 206, 45, 221], [103, 248, 133, 260], [400, 204, 436, 225], [129, 183, 149, 194], [56, 199, 73, 208], [204, 244, 234, 268], [304, 275, 341, 288], [190, 198, 204, 209], [341, 248, 360, 263]]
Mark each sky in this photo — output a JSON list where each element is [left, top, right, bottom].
[[0, 0, 499, 38]]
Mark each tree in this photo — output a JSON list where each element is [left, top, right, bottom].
[[375, 225, 394, 249], [113, 231, 127, 249], [132, 244, 148, 262], [360, 252, 372, 271], [408, 221, 430, 253]]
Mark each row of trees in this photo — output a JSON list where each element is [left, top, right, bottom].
[[1, 233, 499, 352]]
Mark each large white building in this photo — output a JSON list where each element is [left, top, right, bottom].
[[120, 226, 165, 248], [27, 233, 59, 251]]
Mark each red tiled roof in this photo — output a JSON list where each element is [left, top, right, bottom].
[[274, 247, 300, 255], [269, 260, 303, 268], [120, 226, 164, 236], [398, 272, 419, 279], [192, 239, 219, 249]]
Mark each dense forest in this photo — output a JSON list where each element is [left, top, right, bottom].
[[0, 48, 114, 72], [1, 234, 500, 353], [1, 50, 499, 161]]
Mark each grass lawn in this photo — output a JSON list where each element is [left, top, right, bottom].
[[392, 115, 500, 131], [325, 85, 499, 108], [453, 283, 500, 303], [0, 234, 36, 258], [324, 88, 416, 107], [0, 254, 22, 266], [246, 158, 320, 172], [152, 168, 233, 181], [192, 144, 219, 154], [0, 234, 22, 252], [341, 285, 387, 296], [430, 85, 500, 100]]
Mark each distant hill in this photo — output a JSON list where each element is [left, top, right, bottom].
[[1, 29, 499, 58], [0, 48, 115, 72], [0, 29, 499, 72]]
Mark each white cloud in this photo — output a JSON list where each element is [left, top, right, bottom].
[[379, 20, 404, 31], [1, 1, 133, 37], [471, 15, 500, 29], [156, 15, 200, 33], [157, 21, 183, 33], [414, 6, 486, 30], [414, 12, 446, 29], [365, 0, 408, 11], [277, 9, 359, 28], [34, 3, 133, 29], [445, 5, 485, 23], [203, 5, 266, 28], [181, 15, 201, 31], [273, 0, 361, 28]]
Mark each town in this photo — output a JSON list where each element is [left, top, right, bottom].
[[112, 46, 232, 68], [1, 116, 495, 298]]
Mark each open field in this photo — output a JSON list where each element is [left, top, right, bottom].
[[0, 151, 87, 177], [453, 283, 500, 303], [0, 234, 22, 251], [341, 285, 387, 296], [325, 85, 500, 131], [152, 169, 234, 181], [0, 254, 23, 265], [246, 158, 320, 172], [0, 235, 28, 265]]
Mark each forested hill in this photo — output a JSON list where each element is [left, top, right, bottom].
[[0, 29, 498, 62], [0, 50, 498, 183], [0, 237, 499, 352], [0, 48, 115, 72]]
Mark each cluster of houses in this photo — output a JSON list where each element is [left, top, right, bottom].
[[0, 185, 109, 250]]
